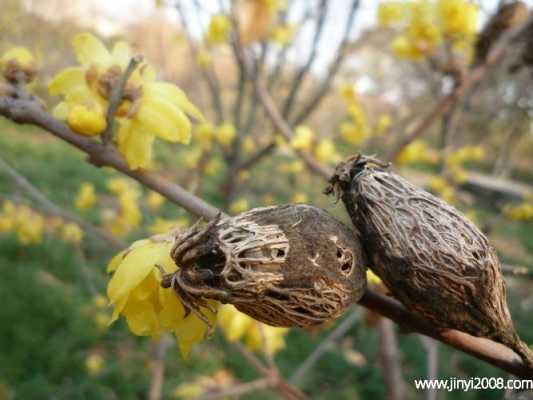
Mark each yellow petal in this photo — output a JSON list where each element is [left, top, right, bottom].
[[73, 33, 112, 67], [67, 103, 106, 136], [111, 41, 131, 69], [227, 312, 253, 342], [48, 67, 86, 96], [132, 271, 160, 301], [110, 294, 129, 322], [117, 121, 155, 170], [136, 97, 191, 143], [123, 298, 160, 337], [107, 241, 173, 305], [159, 286, 186, 330], [145, 82, 205, 121], [52, 102, 69, 120], [1, 47, 34, 69]]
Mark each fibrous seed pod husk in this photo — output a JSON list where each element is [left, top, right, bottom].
[[165, 204, 367, 328], [325, 154, 533, 367]]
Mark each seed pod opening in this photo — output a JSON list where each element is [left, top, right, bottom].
[[326, 154, 533, 367], [165, 204, 367, 328]]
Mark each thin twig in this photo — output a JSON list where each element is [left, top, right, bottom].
[[0, 154, 126, 249], [148, 336, 173, 400], [102, 55, 143, 144], [281, 0, 327, 119], [231, 343, 308, 400], [292, 0, 360, 125], [290, 309, 360, 385], [176, 1, 224, 123], [0, 96, 222, 220], [501, 264, 533, 278], [377, 318, 405, 400], [359, 290, 533, 379]]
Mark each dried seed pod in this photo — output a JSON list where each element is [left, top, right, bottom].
[[326, 155, 533, 366], [164, 204, 367, 328]]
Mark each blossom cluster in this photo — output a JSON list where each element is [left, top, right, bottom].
[[339, 84, 371, 146], [378, 0, 478, 61], [0, 200, 83, 245], [48, 33, 204, 170]]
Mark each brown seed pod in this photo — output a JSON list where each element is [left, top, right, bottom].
[[163, 204, 367, 328], [326, 154, 533, 367]]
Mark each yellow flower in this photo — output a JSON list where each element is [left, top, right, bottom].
[[340, 122, 368, 145], [49, 33, 203, 169], [375, 114, 392, 134], [314, 139, 338, 164], [0, 202, 44, 244], [0, 201, 16, 232], [95, 312, 111, 332], [238, 171, 250, 182], [291, 192, 308, 203], [205, 158, 222, 176], [75, 183, 97, 210], [450, 167, 468, 184], [196, 122, 215, 150], [339, 84, 358, 104], [291, 125, 314, 151], [216, 123, 236, 147], [270, 24, 296, 46], [428, 177, 448, 193], [218, 305, 289, 355], [68, 103, 106, 136], [0, 47, 36, 82], [378, 2, 406, 27], [196, 50, 212, 68], [229, 198, 249, 214], [242, 137, 255, 154], [503, 202, 533, 222], [146, 191, 165, 211], [105, 178, 142, 236], [173, 370, 235, 399], [438, 0, 478, 39], [14, 205, 44, 245], [61, 223, 84, 244], [206, 15, 232, 45], [391, 35, 422, 59], [173, 383, 204, 399], [107, 238, 218, 357], [395, 140, 432, 166], [94, 295, 108, 309], [0, 214, 14, 232], [85, 353, 104, 376]]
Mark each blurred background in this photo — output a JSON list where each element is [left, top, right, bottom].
[[0, 0, 532, 399]]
